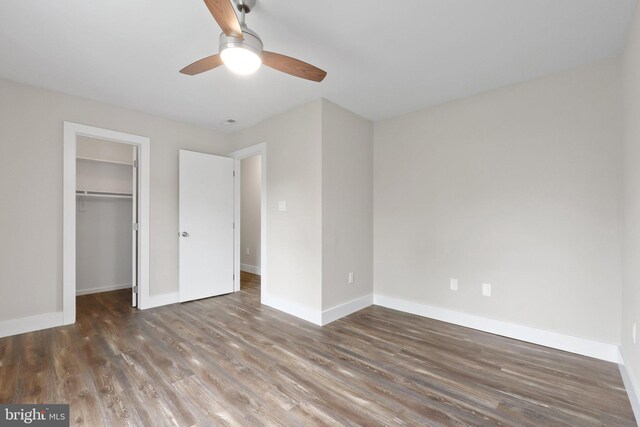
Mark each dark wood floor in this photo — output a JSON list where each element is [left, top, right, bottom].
[[0, 272, 635, 426]]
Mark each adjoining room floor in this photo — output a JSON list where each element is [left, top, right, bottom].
[[0, 272, 635, 426]]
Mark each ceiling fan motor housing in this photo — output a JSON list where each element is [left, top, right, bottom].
[[219, 26, 263, 58]]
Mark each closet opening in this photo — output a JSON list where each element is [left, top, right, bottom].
[[76, 136, 138, 306], [63, 122, 150, 325]]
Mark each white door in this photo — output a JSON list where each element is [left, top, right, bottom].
[[179, 150, 235, 302], [131, 146, 138, 307]]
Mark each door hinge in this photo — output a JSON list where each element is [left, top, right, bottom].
[[233, 170, 236, 177], [133, 222, 139, 231], [133, 160, 138, 168], [233, 222, 235, 229], [133, 285, 138, 293]]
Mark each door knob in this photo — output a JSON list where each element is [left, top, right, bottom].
[[181, 231, 189, 237]]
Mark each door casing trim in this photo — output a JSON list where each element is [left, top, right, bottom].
[[63, 122, 151, 323]]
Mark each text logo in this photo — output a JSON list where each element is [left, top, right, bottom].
[[0, 405, 69, 426]]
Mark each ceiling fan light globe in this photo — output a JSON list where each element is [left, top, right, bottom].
[[220, 47, 262, 75]]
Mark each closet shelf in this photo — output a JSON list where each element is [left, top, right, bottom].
[[77, 156, 133, 166], [76, 190, 133, 199]]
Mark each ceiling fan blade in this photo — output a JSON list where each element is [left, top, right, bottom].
[[180, 54, 223, 75], [262, 51, 327, 82], [202, 0, 243, 39]]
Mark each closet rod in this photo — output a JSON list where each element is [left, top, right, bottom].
[[76, 190, 133, 199]]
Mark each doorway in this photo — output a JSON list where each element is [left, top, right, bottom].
[[75, 137, 138, 305], [240, 154, 262, 276], [63, 122, 150, 325], [177, 148, 265, 304], [239, 154, 262, 292], [231, 143, 267, 303]]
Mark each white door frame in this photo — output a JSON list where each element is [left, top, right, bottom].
[[63, 122, 151, 324], [229, 143, 267, 302]]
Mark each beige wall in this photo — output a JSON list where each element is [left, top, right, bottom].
[[0, 78, 230, 321], [374, 59, 623, 343], [240, 155, 261, 271], [321, 100, 373, 310], [230, 100, 323, 312], [622, 1, 640, 400]]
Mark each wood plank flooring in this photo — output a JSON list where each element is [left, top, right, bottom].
[[0, 272, 635, 426]]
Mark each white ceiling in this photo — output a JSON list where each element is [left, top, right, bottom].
[[0, 0, 636, 132]]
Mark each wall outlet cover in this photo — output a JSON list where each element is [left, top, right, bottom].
[[278, 200, 287, 211], [482, 283, 492, 297], [450, 278, 458, 291], [348, 272, 354, 284]]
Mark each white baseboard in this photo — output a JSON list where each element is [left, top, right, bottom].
[[0, 312, 63, 338], [373, 294, 620, 363], [322, 294, 373, 325], [262, 294, 322, 325], [140, 292, 179, 310], [241, 264, 261, 275], [76, 283, 131, 296], [619, 348, 640, 423]]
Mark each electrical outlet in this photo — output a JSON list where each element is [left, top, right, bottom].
[[482, 283, 492, 297], [278, 200, 287, 211], [348, 272, 354, 284], [450, 278, 458, 291], [246, 248, 250, 255], [634, 323, 637, 344]]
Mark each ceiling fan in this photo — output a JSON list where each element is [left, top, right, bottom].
[[180, 0, 327, 82]]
